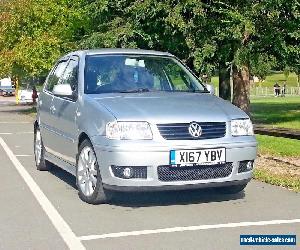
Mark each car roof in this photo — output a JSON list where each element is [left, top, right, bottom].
[[62, 48, 174, 59]]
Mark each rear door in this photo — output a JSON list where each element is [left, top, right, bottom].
[[38, 59, 68, 153], [49, 56, 80, 165]]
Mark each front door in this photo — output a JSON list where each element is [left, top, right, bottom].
[[50, 56, 80, 165], [39, 60, 68, 153]]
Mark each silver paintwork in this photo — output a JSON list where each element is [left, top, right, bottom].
[[36, 49, 257, 191]]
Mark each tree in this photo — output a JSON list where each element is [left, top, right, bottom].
[[283, 67, 290, 80], [80, 0, 299, 111], [1, 0, 299, 105], [0, 0, 87, 80], [207, 0, 299, 113]]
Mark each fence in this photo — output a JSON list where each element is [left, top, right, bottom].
[[250, 87, 300, 96]]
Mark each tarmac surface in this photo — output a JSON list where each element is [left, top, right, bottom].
[[0, 98, 299, 250]]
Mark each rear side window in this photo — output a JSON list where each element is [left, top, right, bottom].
[[45, 60, 68, 92]]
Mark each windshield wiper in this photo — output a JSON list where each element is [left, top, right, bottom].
[[119, 88, 151, 93], [177, 89, 210, 93], [195, 89, 210, 93]]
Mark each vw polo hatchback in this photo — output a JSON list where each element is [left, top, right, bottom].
[[34, 49, 257, 204]]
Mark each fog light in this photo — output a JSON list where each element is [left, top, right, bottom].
[[123, 167, 133, 178], [238, 160, 254, 173], [246, 161, 253, 170]]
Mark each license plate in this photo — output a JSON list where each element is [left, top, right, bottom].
[[170, 148, 226, 166]]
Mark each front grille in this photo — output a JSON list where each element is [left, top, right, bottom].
[[157, 163, 233, 182], [111, 166, 147, 179], [157, 122, 226, 140]]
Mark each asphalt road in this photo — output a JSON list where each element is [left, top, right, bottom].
[[0, 100, 299, 250]]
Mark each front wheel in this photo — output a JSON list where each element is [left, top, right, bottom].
[[76, 139, 111, 204], [215, 183, 247, 194]]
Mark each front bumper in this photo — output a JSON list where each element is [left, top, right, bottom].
[[103, 178, 251, 192], [92, 136, 257, 191]]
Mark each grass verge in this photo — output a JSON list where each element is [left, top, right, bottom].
[[254, 168, 300, 192], [256, 134, 300, 157], [255, 135, 300, 192]]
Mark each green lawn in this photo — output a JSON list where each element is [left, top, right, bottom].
[[251, 96, 300, 129], [211, 76, 219, 87], [211, 72, 299, 87], [256, 134, 300, 157], [262, 72, 298, 87]]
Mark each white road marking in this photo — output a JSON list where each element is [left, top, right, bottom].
[[0, 122, 31, 124], [16, 154, 33, 157], [0, 132, 33, 135], [0, 137, 85, 250], [79, 218, 300, 241]]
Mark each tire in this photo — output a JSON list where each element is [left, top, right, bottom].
[[76, 139, 111, 204], [34, 126, 52, 171], [215, 183, 247, 194]]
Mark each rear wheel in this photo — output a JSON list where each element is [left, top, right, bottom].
[[215, 183, 247, 194], [34, 126, 52, 171], [76, 139, 111, 204]]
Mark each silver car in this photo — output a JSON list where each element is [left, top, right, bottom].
[[34, 49, 257, 204]]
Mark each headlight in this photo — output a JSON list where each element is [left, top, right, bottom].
[[106, 121, 153, 140], [231, 119, 254, 136]]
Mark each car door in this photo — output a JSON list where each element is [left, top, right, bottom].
[[39, 60, 69, 153], [49, 56, 80, 165]]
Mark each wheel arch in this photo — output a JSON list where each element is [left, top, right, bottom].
[[34, 120, 39, 132], [78, 132, 91, 149]]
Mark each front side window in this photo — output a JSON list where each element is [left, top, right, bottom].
[[84, 55, 206, 94], [45, 60, 68, 92], [60, 57, 79, 92]]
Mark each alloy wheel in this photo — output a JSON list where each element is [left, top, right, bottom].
[[35, 130, 42, 165], [77, 146, 98, 196]]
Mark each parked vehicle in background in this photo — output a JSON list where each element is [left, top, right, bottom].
[[0, 85, 15, 96], [18, 89, 38, 104], [34, 49, 257, 204], [0, 77, 14, 96]]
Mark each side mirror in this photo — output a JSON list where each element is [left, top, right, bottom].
[[205, 84, 215, 95], [53, 84, 73, 97]]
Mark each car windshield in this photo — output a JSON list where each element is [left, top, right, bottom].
[[84, 55, 207, 94]]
